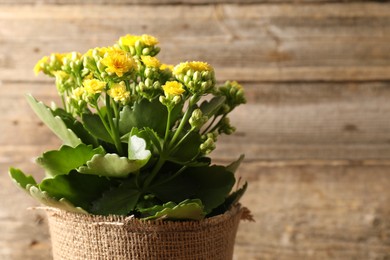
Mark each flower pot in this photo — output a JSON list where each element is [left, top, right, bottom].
[[44, 204, 245, 260]]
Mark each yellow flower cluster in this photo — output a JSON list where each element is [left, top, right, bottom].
[[141, 56, 161, 68], [32, 33, 230, 114], [34, 56, 49, 75], [119, 34, 159, 47], [71, 87, 86, 101], [160, 64, 174, 71], [162, 81, 185, 97], [173, 61, 213, 76], [83, 79, 106, 94], [107, 82, 130, 104], [101, 49, 136, 77], [172, 61, 215, 95]]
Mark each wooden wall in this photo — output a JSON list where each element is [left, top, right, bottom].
[[1, 1, 390, 259]]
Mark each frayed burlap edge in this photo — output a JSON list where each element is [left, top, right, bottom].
[[42, 204, 249, 260]]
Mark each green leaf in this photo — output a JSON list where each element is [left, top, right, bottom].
[[55, 110, 98, 147], [149, 165, 235, 213], [208, 182, 248, 217], [36, 144, 105, 177], [78, 154, 144, 177], [26, 94, 82, 147], [140, 199, 205, 220], [119, 98, 182, 137], [9, 168, 87, 214], [82, 113, 113, 143], [142, 128, 162, 153], [226, 154, 245, 174], [122, 127, 162, 154], [169, 132, 202, 163], [9, 168, 37, 191], [225, 181, 247, 207], [38, 171, 112, 211], [29, 186, 88, 214], [91, 178, 141, 215], [128, 135, 152, 163], [200, 96, 226, 117]]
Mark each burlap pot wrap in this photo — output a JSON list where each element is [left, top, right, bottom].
[[44, 204, 244, 260]]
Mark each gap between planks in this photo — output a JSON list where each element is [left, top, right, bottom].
[[3, 146, 390, 167]]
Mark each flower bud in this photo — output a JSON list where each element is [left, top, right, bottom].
[[218, 117, 236, 135], [100, 72, 108, 79], [142, 48, 150, 55], [144, 68, 152, 78], [153, 81, 160, 89], [172, 95, 181, 105], [189, 109, 208, 130], [159, 95, 166, 104], [193, 71, 200, 82], [145, 78, 153, 88], [200, 137, 216, 155], [129, 46, 136, 56], [184, 75, 191, 85], [97, 60, 105, 72]]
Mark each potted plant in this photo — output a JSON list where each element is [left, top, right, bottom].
[[9, 34, 251, 260]]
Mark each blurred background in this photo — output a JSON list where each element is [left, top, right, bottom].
[[1, 0, 390, 259]]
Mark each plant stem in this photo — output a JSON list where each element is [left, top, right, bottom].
[[170, 128, 194, 153], [201, 115, 217, 135], [95, 105, 114, 139], [169, 95, 198, 149], [143, 155, 166, 187], [143, 105, 172, 188], [149, 165, 188, 188], [209, 114, 227, 133], [164, 107, 172, 143], [105, 95, 124, 156], [61, 94, 67, 112]]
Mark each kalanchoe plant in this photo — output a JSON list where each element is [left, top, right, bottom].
[[9, 34, 247, 220]]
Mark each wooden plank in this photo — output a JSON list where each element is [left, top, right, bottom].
[[0, 0, 383, 5], [2, 81, 390, 160], [235, 161, 390, 260], [1, 157, 389, 259], [0, 3, 389, 82]]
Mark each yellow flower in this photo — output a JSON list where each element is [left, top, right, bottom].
[[162, 81, 185, 96], [107, 82, 130, 103], [231, 81, 243, 90], [118, 34, 159, 47], [71, 87, 86, 100], [141, 56, 161, 68], [65, 52, 82, 61], [84, 47, 110, 58], [189, 61, 213, 72], [101, 49, 135, 77], [140, 34, 159, 46], [173, 61, 213, 76], [160, 63, 174, 71], [119, 34, 141, 47], [52, 53, 66, 62], [172, 62, 188, 75], [53, 71, 68, 81], [84, 73, 94, 80], [33, 56, 49, 75], [83, 79, 106, 94]]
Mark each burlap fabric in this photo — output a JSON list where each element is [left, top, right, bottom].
[[45, 204, 244, 260]]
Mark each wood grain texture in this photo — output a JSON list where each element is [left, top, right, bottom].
[[1, 1, 390, 259], [0, 3, 389, 82], [2, 81, 390, 160], [0, 0, 383, 5], [236, 161, 390, 260]]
